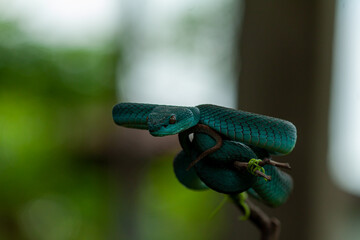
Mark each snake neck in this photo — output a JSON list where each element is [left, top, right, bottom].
[[189, 107, 201, 126]]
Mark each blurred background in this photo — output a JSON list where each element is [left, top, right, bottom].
[[1, 0, 359, 239]]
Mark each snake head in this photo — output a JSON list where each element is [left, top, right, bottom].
[[147, 106, 200, 136]]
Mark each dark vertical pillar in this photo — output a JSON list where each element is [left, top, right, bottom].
[[232, 1, 336, 239]]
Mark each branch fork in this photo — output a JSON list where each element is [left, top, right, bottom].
[[234, 158, 291, 181]]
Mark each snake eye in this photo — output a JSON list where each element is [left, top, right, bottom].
[[169, 115, 176, 124], [146, 116, 149, 122]]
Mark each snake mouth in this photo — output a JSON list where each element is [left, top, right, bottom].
[[149, 125, 185, 136], [148, 125, 163, 136], [149, 129, 181, 136]]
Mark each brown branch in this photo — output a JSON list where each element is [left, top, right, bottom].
[[186, 124, 223, 170], [229, 194, 281, 240], [254, 170, 272, 181], [233, 162, 272, 181], [261, 158, 291, 170], [234, 159, 291, 170], [233, 157, 291, 180], [233, 161, 249, 169]]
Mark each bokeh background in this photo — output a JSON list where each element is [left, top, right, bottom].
[[1, 0, 360, 239]]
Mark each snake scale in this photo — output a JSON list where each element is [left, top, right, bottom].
[[112, 103, 297, 207]]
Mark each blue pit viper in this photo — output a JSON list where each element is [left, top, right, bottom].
[[112, 103, 297, 207]]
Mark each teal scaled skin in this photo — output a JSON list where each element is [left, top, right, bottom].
[[177, 131, 258, 194], [176, 133, 293, 207], [113, 103, 200, 136], [113, 103, 297, 155], [197, 104, 297, 155], [112, 102, 297, 207]]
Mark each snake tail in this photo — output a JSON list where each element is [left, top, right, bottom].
[[249, 165, 293, 207]]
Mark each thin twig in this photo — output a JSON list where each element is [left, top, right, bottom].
[[229, 194, 281, 240], [186, 124, 223, 170], [233, 162, 272, 181], [233, 157, 291, 181], [234, 159, 291, 170], [261, 158, 291, 170], [233, 161, 249, 168], [254, 170, 272, 181]]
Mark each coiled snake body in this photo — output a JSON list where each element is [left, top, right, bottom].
[[113, 103, 297, 207]]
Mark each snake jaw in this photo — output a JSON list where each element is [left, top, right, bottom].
[[148, 122, 187, 136]]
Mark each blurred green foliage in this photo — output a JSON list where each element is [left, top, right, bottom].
[[0, 21, 116, 102], [138, 155, 226, 240], [0, 20, 117, 240], [0, 19, 227, 240]]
